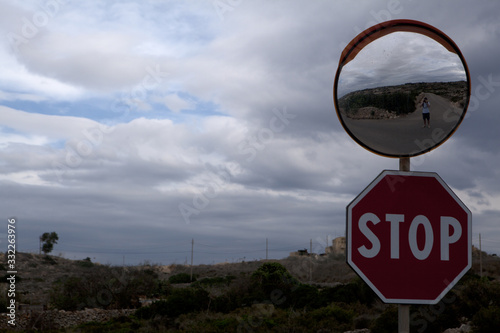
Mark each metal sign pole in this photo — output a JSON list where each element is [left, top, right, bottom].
[[399, 304, 410, 333], [399, 157, 410, 333], [399, 157, 410, 172]]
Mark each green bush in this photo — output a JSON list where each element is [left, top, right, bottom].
[[340, 90, 418, 115], [74, 316, 140, 333], [50, 267, 161, 310], [195, 275, 235, 287], [152, 280, 173, 297], [317, 278, 377, 307], [289, 284, 319, 309], [459, 276, 500, 315], [311, 304, 354, 323], [473, 305, 500, 333], [75, 257, 94, 268], [409, 293, 461, 333], [252, 262, 292, 281], [250, 262, 299, 304], [168, 272, 197, 284], [212, 317, 239, 330], [410, 277, 500, 333], [371, 306, 398, 333], [211, 274, 253, 313], [175, 312, 253, 332], [295, 304, 355, 332], [50, 276, 86, 310], [210, 294, 234, 313], [42, 255, 58, 265], [135, 286, 209, 319]]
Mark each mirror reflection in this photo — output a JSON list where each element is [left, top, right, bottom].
[[335, 31, 469, 157]]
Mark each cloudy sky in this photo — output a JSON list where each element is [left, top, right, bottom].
[[338, 31, 467, 96], [1, 0, 499, 266]]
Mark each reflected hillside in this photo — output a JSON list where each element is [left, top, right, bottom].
[[338, 81, 467, 120]]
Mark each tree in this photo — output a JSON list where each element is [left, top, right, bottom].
[[40, 232, 59, 254]]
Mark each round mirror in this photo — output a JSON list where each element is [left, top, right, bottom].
[[333, 20, 471, 157]]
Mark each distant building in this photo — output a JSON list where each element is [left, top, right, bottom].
[[325, 237, 346, 255], [289, 249, 309, 257]]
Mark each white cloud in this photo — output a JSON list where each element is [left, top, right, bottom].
[[15, 31, 158, 91], [0, 132, 49, 147], [156, 93, 195, 112], [0, 90, 46, 103], [0, 171, 52, 186], [0, 106, 105, 141], [0, 0, 499, 263], [0, 49, 84, 100]]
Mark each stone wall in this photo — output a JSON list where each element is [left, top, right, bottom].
[[0, 308, 135, 330]]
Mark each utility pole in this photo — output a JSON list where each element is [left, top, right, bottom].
[[309, 238, 313, 282], [190, 238, 194, 282], [479, 233, 483, 278], [266, 238, 269, 260]]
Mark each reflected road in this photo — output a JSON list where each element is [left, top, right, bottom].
[[342, 93, 463, 156]]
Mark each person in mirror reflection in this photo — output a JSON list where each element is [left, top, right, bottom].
[[422, 97, 431, 128]]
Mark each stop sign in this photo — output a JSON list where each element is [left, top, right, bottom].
[[347, 170, 471, 304]]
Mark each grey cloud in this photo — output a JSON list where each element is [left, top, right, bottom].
[[1, 0, 499, 264]]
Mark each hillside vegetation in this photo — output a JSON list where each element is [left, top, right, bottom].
[[1, 248, 499, 332], [338, 81, 468, 119]]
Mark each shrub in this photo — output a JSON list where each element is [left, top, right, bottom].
[[212, 317, 239, 330], [459, 276, 500, 315], [250, 262, 299, 304], [312, 304, 354, 324], [153, 280, 173, 297], [50, 266, 161, 310], [211, 274, 253, 313], [195, 275, 235, 287], [50, 276, 86, 310], [42, 255, 57, 265], [317, 278, 377, 307], [473, 306, 500, 333], [168, 272, 197, 284], [175, 312, 244, 332], [371, 306, 398, 333], [409, 293, 461, 333], [74, 316, 140, 332], [289, 284, 319, 309], [135, 286, 209, 319], [296, 304, 355, 331], [75, 257, 94, 268], [340, 90, 418, 116]]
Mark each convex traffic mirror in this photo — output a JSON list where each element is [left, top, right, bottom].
[[333, 20, 471, 157]]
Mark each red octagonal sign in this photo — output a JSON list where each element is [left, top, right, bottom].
[[347, 170, 471, 304]]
